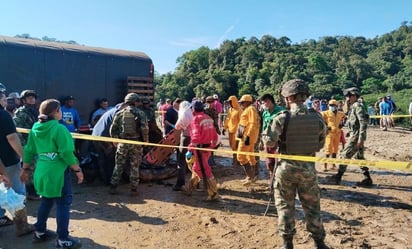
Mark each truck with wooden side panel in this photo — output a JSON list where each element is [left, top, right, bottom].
[[0, 35, 154, 125]]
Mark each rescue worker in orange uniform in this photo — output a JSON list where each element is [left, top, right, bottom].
[[236, 94, 260, 186], [320, 99, 346, 171], [222, 95, 241, 166]]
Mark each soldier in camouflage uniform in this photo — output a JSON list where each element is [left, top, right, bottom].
[[327, 87, 372, 187], [13, 90, 40, 200], [109, 93, 148, 196], [13, 90, 39, 145], [262, 79, 329, 249], [141, 96, 162, 145], [204, 96, 221, 135], [204, 96, 221, 166]]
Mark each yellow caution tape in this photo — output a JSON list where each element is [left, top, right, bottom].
[[16, 128, 412, 171], [369, 114, 411, 118]]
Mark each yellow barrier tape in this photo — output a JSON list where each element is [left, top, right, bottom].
[[17, 128, 412, 171], [369, 114, 411, 118]]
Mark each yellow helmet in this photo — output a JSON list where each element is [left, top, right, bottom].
[[328, 99, 338, 106], [239, 94, 253, 103]]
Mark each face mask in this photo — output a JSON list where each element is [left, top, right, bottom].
[[329, 106, 336, 112]]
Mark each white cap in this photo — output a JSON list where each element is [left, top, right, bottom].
[[213, 94, 218, 99]]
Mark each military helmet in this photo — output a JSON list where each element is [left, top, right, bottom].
[[238, 94, 253, 103], [192, 101, 204, 112], [124, 93, 140, 104], [20, 90, 38, 99], [281, 79, 310, 98], [0, 83, 6, 93], [141, 96, 150, 104], [343, 87, 360, 97]]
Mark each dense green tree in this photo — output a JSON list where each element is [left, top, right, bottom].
[[154, 22, 412, 102]]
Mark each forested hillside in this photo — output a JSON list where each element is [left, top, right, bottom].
[[155, 22, 412, 104]]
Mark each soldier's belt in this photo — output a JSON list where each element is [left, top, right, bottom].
[[17, 128, 412, 172]]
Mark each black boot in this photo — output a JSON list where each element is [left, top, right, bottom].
[[357, 167, 373, 187], [314, 239, 330, 249], [282, 238, 293, 249], [326, 169, 343, 184]]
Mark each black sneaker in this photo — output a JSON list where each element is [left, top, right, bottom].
[[356, 178, 373, 187], [55, 237, 82, 249], [172, 185, 183, 191], [33, 230, 56, 243]]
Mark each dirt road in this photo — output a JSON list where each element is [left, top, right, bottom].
[[1, 126, 411, 249]]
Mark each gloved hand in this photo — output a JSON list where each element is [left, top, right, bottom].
[[244, 136, 250, 146], [222, 129, 226, 136], [185, 151, 193, 160], [237, 125, 245, 138]]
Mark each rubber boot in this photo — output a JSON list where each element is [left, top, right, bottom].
[[327, 168, 344, 184], [232, 154, 239, 166], [205, 177, 219, 201], [357, 167, 373, 187], [331, 153, 337, 169], [282, 237, 293, 249], [324, 155, 329, 171], [252, 163, 259, 182], [14, 207, 35, 237], [314, 239, 330, 249], [183, 176, 200, 196]]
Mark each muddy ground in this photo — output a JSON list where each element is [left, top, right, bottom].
[[0, 126, 411, 249]]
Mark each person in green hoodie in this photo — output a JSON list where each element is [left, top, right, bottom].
[[20, 99, 84, 249]]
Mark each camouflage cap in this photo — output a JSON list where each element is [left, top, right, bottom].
[[281, 79, 309, 98], [141, 96, 150, 104], [343, 87, 360, 97], [124, 93, 140, 104], [20, 90, 38, 99]]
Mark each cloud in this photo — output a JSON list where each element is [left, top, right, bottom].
[[215, 24, 236, 48], [169, 37, 210, 47]]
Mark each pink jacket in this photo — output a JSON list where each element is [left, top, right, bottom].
[[190, 112, 218, 147], [214, 100, 223, 114]]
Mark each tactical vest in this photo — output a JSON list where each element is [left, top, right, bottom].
[[281, 112, 322, 155], [119, 107, 138, 139]]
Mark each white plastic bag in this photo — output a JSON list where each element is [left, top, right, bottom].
[[0, 182, 26, 217]]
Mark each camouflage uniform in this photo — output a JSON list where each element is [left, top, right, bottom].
[[110, 105, 148, 191], [13, 105, 39, 145], [204, 106, 220, 135], [331, 88, 372, 186], [141, 101, 163, 144], [262, 79, 329, 249], [13, 104, 39, 199]]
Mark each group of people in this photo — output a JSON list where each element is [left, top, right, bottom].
[[371, 95, 397, 131], [0, 78, 381, 249], [0, 83, 84, 248]]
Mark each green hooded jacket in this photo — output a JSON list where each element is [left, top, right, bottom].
[[23, 119, 78, 198]]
